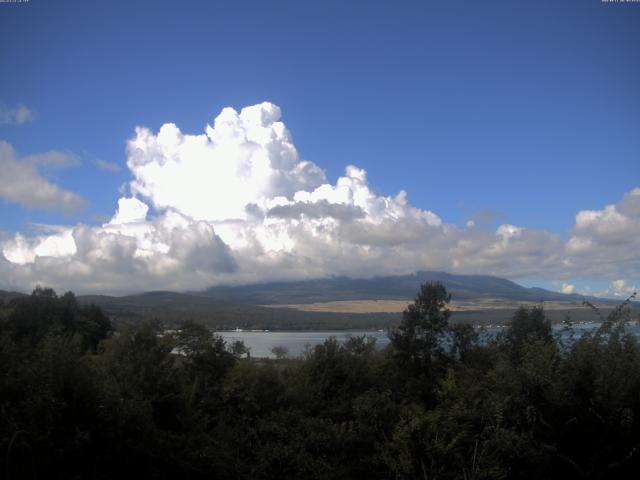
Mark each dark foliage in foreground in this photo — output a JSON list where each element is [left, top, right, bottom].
[[1, 284, 639, 479]]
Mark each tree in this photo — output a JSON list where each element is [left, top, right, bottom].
[[175, 320, 236, 404], [2, 288, 111, 352], [503, 305, 553, 358], [270, 345, 289, 359], [390, 282, 451, 363], [230, 339, 250, 358], [449, 322, 479, 363], [389, 282, 451, 402]]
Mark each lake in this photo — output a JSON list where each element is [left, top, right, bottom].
[[217, 330, 390, 358], [217, 321, 640, 358]]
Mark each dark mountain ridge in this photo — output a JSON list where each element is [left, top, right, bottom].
[[199, 271, 601, 305], [0, 290, 27, 303], [2, 272, 625, 330], [2, 271, 616, 308]]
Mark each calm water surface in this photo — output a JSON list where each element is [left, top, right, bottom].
[[217, 321, 640, 358], [218, 330, 390, 358]]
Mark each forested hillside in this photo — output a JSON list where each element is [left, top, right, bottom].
[[3, 271, 627, 330], [1, 284, 639, 479], [201, 271, 598, 304]]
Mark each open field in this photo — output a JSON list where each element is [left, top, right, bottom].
[[261, 298, 603, 314], [261, 299, 412, 313]]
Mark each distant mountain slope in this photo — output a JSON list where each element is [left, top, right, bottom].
[[3, 273, 625, 330], [0, 272, 603, 307], [77, 291, 245, 321], [0, 290, 27, 303], [200, 271, 594, 305], [75, 291, 398, 330]]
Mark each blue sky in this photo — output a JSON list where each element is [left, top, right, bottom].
[[0, 0, 639, 295]]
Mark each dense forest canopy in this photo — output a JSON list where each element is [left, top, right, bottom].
[[1, 283, 639, 479]]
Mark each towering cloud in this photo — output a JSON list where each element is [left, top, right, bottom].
[[0, 103, 638, 294], [126, 103, 326, 221]]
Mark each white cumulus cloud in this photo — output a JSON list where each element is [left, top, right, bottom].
[[93, 159, 121, 172], [23, 150, 81, 168], [0, 103, 33, 125], [126, 102, 325, 221], [0, 141, 86, 214], [608, 279, 637, 298], [0, 102, 638, 294], [565, 188, 640, 279], [561, 283, 575, 294]]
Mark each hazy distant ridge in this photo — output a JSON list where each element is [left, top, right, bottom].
[[1, 272, 618, 330], [200, 271, 594, 305]]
